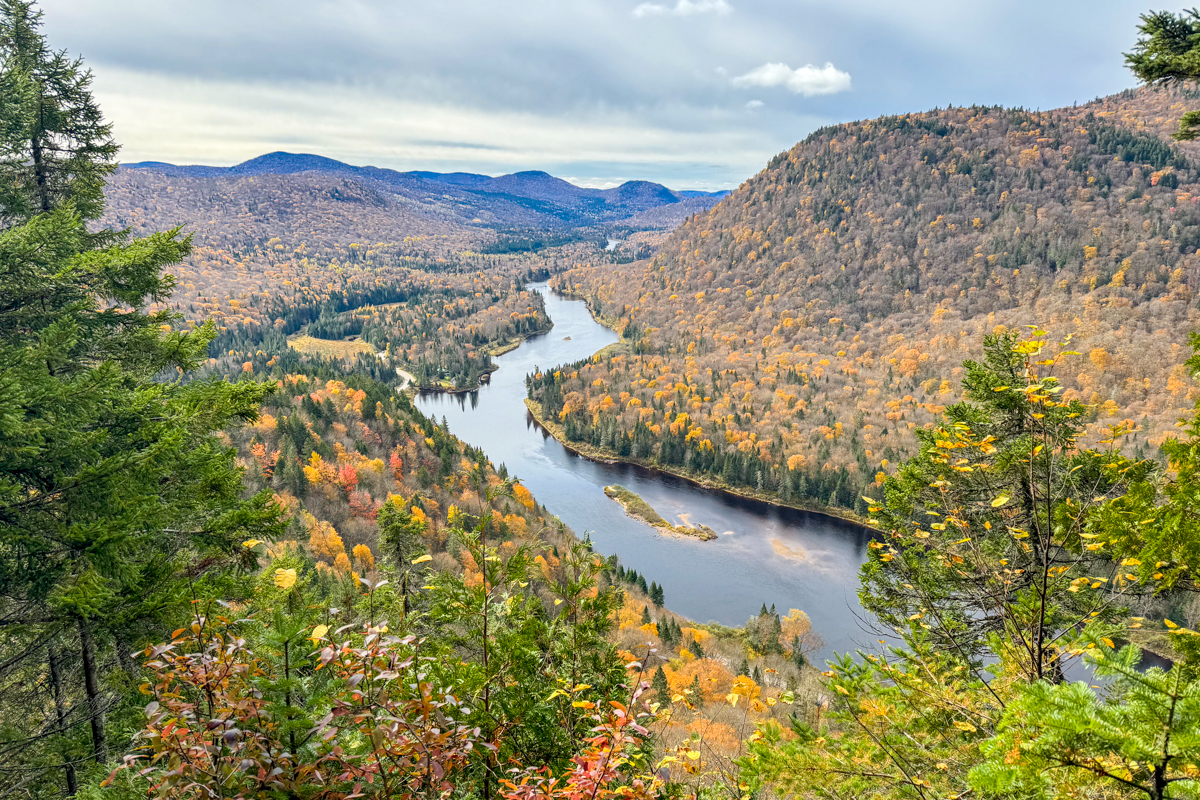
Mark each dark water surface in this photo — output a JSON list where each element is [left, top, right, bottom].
[[415, 284, 879, 661]]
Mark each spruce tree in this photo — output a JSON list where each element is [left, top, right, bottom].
[[0, 0, 117, 225], [651, 667, 670, 706], [0, 1, 282, 784], [1126, 9, 1200, 140], [791, 636, 806, 670]]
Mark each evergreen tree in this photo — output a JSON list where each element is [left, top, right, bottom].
[[651, 667, 670, 707], [691, 636, 705, 660], [661, 618, 676, 646], [861, 332, 1144, 681], [0, 0, 117, 225], [738, 658, 750, 677], [378, 497, 428, 568], [649, 581, 664, 606], [0, 2, 281, 786], [640, 606, 651, 626], [791, 636, 806, 671], [1126, 9, 1200, 140]]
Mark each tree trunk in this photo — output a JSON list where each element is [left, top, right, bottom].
[[31, 97, 52, 214], [47, 645, 78, 796], [78, 620, 107, 764]]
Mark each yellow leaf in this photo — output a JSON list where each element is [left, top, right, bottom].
[[1166, 619, 1180, 629], [1121, 558, 1141, 566], [242, 539, 262, 548], [992, 494, 1010, 508], [310, 624, 329, 642], [412, 554, 433, 564], [1101, 638, 1115, 648], [953, 720, 977, 732], [273, 568, 297, 590]]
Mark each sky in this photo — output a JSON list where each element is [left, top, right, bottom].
[[42, 0, 1163, 191]]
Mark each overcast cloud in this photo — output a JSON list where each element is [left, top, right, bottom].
[[38, 0, 1160, 190]]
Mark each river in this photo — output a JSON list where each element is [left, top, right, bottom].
[[415, 283, 880, 661]]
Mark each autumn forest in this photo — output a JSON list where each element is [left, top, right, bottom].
[[11, 3, 1200, 800]]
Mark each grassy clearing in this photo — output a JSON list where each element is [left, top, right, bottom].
[[287, 335, 375, 360]]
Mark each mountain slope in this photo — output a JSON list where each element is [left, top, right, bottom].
[[535, 86, 1200, 513], [121, 153, 727, 229]]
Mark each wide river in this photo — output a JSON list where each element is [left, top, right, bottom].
[[416, 284, 877, 661]]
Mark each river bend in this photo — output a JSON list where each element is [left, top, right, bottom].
[[416, 284, 876, 661]]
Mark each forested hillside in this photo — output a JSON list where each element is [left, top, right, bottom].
[[538, 86, 1200, 513], [16, 1, 1200, 798], [0, 5, 822, 799]]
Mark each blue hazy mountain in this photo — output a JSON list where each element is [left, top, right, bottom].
[[121, 152, 730, 229]]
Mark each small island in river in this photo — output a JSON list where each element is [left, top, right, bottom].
[[603, 485, 718, 541]]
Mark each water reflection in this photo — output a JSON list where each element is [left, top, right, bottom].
[[416, 284, 881, 661]]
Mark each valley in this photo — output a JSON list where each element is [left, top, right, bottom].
[[13, 3, 1200, 796], [413, 285, 873, 660]]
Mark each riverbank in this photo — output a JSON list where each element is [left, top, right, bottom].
[[604, 485, 718, 541], [419, 283, 877, 648], [524, 397, 875, 531], [529, 282, 875, 530], [487, 321, 553, 358]]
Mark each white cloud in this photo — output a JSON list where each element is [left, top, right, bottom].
[[731, 62, 852, 96], [745, 99, 764, 109], [632, 0, 731, 19]]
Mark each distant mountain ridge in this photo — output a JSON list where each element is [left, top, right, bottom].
[[121, 152, 730, 229]]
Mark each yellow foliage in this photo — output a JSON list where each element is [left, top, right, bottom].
[[513, 483, 536, 509], [664, 659, 734, 704], [304, 512, 346, 563], [273, 568, 297, 590], [352, 544, 375, 572]]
